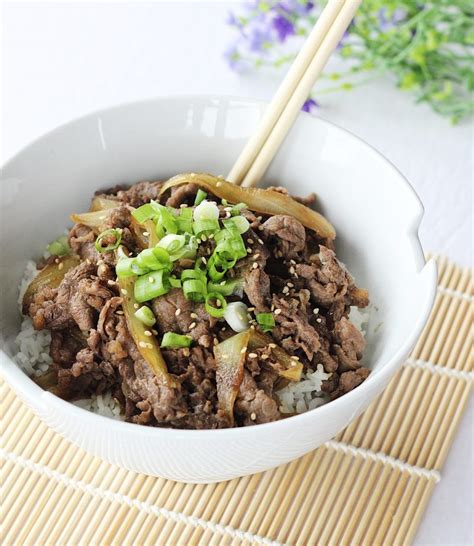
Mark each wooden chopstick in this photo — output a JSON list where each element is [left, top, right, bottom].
[[226, 0, 345, 186], [227, 0, 361, 189]]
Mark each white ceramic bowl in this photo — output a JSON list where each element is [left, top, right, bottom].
[[0, 96, 436, 483]]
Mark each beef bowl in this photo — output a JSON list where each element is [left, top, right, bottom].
[[0, 96, 436, 483]]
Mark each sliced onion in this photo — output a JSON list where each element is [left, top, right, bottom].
[[224, 301, 249, 332]]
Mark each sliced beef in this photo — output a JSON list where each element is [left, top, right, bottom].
[[332, 317, 366, 371], [262, 215, 306, 259], [151, 288, 214, 348], [98, 181, 163, 208], [271, 290, 320, 360], [243, 267, 271, 312], [330, 368, 371, 399], [165, 183, 199, 207], [235, 371, 280, 426]]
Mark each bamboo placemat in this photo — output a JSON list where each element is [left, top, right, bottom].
[[1, 254, 472, 546]]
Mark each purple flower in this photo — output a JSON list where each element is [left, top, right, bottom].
[[248, 25, 274, 52], [273, 14, 295, 42], [378, 7, 406, 31], [278, 0, 314, 15], [224, 45, 246, 71], [302, 98, 319, 114]]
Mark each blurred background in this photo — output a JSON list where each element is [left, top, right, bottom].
[[1, 2, 472, 544]]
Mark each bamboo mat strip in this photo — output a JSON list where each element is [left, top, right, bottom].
[[1, 256, 472, 546]]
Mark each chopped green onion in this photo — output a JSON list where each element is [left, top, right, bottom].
[[224, 301, 249, 332], [256, 313, 275, 333], [47, 236, 70, 256], [208, 278, 243, 297], [231, 203, 248, 216], [134, 270, 169, 302], [176, 207, 193, 234], [181, 268, 205, 282], [182, 278, 207, 302], [153, 203, 178, 236], [207, 256, 227, 282], [116, 257, 136, 278], [132, 203, 159, 224], [157, 233, 185, 255], [134, 306, 156, 327], [160, 332, 193, 349], [205, 292, 227, 318], [130, 261, 150, 276], [194, 189, 207, 206], [194, 199, 219, 221], [221, 198, 229, 206], [95, 228, 122, 253], [169, 276, 182, 288], [223, 216, 250, 235], [193, 218, 219, 236]]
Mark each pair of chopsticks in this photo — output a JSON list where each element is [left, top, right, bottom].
[[227, 0, 361, 188]]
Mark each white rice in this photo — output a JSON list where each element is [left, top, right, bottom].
[[13, 261, 369, 419]]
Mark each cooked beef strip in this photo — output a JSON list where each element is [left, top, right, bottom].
[[27, 180, 371, 428], [262, 215, 306, 259]]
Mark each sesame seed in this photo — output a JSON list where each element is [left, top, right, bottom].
[[316, 318, 322, 323], [291, 355, 300, 361], [274, 308, 282, 315], [189, 322, 196, 329], [252, 262, 258, 269], [247, 238, 254, 244], [107, 280, 116, 286], [271, 304, 275, 311], [257, 216, 262, 221], [175, 308, 181, 316], [213, 338, 219, 346], [225, 211, 231, 218], [116, 310, 124, 315], [190, 312, 198, 319], [250, 325, 256, 330], [247, 248, 252, 254], [201, 234, 207, 242], [258, 226, 264, 231], [247, 307, 255, 312], [148, 276, 154, 283], [139, 341, 147, 348], [143, 231, 149, 236], [289, 266, 296, 275], [216, 181, 223, 187], [240, 347, 246, 354], [253, 253, 260, 260], [201, 257, 207, 264], [152, 329, 158, 335], [248, 352, 258, 358], [58, 262, 64, 270], [250, 412, 256, 421], [144, 330, 152, 336], [54, 258, 60, 264], [180, 203, 188, 208], [261, 354, 269, 360], [257, 238, 264, 245], [313, 308, 319, 315], [147, 343, 153, 349], [208, 233, 214, 239], [134, 303, 139, 309], [221, 327, 226, 332], [120, 289, 128, 295], [282, 286, 289, 294], [216, 299, 222, 307], [269, 343, 277, 349]]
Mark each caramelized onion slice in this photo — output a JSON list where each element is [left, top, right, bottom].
[[160, 173, 335, 240], [118, 276, 175, 387], [214, 330, 250, 424], [90, 196, 120, 212]]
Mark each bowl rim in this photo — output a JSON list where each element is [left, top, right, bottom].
[[0, 94, 437, 438]]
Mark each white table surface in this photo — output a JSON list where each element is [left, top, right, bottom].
[[2, 2, 472, 545]]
